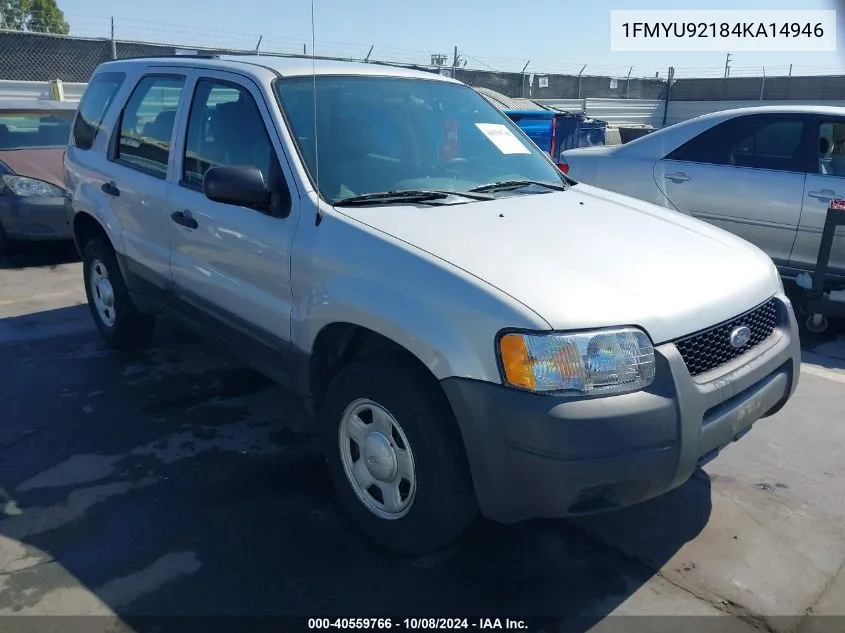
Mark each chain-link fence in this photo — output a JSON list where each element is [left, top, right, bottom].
[[2, 26, 845, 103], [668, 75, 845, 101], [0, 29, 670, 100]]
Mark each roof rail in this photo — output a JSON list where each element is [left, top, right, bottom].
[[117, 53, 220, 60]]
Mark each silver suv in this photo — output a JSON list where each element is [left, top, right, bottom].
[[65, 55, 801, 554]]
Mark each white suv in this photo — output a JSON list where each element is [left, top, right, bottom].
[[65, 54, 801, 554]]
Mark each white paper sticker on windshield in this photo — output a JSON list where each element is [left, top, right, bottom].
[[475, 123, 531, 154]]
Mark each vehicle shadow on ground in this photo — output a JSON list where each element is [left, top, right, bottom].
[[0, 240, 79, 270], [0, 306, 713, 630], [802, 348, 845, 372]]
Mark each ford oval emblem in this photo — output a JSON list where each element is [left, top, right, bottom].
[[729, 325, 752, 349]]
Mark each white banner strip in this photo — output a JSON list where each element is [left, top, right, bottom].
[[610, 10, 837, 52]]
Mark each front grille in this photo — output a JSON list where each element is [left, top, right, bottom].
[[675, 299, 779, 377]]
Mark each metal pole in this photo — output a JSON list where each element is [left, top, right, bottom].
[[110, 17, 117, 59], [724, 53, 732, 78], [452, 46, 458, 78], [303, 43, 307, 56], [521, 60, 530, 98], [365, 45, 374, 62], [255, 36, 262, 54], [760, 66, 766, 100], [787, 63, 793, 98], [662, 66, 674, 127], [625, 65, 633, 98], [577, 64, 587, 99]]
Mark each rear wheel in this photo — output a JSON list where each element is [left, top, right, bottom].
[[82, 238, 155, 349], [320, 354, 478, 555]]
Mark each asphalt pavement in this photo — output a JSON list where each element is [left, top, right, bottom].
[[1, 243, 844, 633]]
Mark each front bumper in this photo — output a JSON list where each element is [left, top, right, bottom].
[[441, 294, 801, 524], [0, 195, 72, 241]]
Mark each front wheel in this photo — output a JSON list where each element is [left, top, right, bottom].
[[82, 238, 155, 350], [805, 313, 829, 334], [320, 354, 478, 555]]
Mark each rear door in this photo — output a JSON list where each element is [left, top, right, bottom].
[[100, 69, 190, 293], [653, 113, 814, 268], [789, 116, 845, 275]]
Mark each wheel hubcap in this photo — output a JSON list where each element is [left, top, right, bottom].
[[90, 259, 116, 327], [363, 432, 397, 481], [339, 399, 416, 520]]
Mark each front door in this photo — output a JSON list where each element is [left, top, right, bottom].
[[165, 71, 301, 352], [654, 113, 814, 269]]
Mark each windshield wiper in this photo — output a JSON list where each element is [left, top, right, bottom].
[[334, 189, 493, 207], [469, 179, 567, 194]]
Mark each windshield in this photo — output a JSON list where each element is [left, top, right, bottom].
[[274, 75, 565, 205], [0, 110, 74, 150]]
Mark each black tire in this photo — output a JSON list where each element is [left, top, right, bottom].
[[320, 353, 478, 555], [82, 237, 155, 350]]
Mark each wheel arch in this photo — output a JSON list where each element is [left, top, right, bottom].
[[307, 321, 451, 418], [72, 211, 113, 255]]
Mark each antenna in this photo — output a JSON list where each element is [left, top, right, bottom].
[[311, 0, 322, 225]]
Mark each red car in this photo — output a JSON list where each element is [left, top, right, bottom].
[[0, 99, 77, 255]]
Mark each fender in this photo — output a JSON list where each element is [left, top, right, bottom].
[[295, 276, 496, 383]]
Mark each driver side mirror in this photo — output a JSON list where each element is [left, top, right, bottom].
[[203, 165, 271, 208]]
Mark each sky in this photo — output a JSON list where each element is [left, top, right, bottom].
[[57, 0, 845, 78]]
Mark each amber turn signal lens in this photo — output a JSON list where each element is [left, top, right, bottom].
[[499, 333, 536, 390]]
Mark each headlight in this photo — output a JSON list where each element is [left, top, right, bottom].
[[2, 175, 64, 198], [498, 327, 655, 396]]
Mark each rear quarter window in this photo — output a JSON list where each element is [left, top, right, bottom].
[[72, 71, 126, 150]]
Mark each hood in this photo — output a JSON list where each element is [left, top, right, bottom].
[[336, 183, 781, 344], [0, 148, 66, 189]]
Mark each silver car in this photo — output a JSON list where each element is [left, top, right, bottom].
[[65, 56, 801, 554], [560, 105, 845, 283]]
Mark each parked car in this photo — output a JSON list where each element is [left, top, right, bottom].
[[0, 99, 77, 254], [559, 105, 845, 285], [66, 56, 801, 555]]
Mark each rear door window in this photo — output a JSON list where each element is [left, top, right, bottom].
[[71, 71, 125, 150], [818, 120, 845, 177], [113, 75, 185, 178]]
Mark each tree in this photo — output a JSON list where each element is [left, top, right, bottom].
[[1, 0, 70, 35]]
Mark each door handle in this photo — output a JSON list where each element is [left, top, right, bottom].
[[101, 181, 120, 197], [170, 210, 198, 230], [808, 189, 840, 201], [665, 172, 691, 183]]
